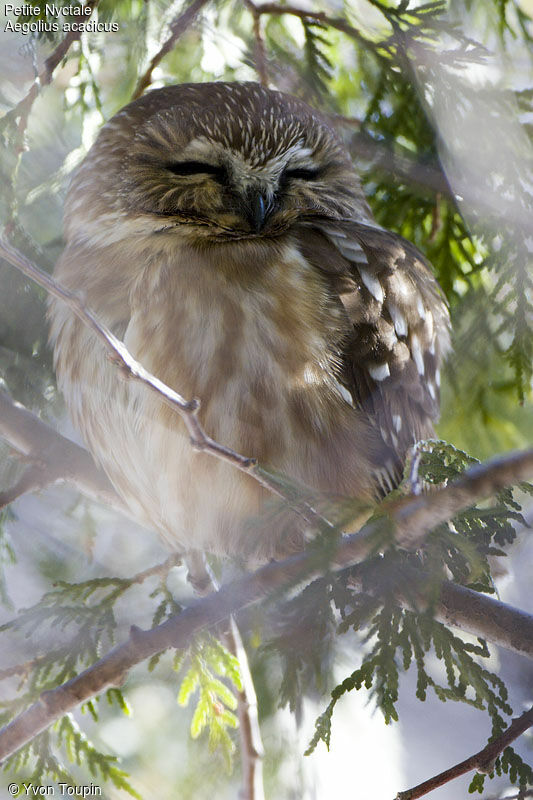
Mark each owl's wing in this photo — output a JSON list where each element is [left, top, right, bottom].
[[298, 220, 451, 485]]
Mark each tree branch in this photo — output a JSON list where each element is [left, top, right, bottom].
[[390, 448, 533, 549], [132, 0, 212, 100], [0, 555, 181, 683], [252, 2, 372, 50], [243, 0, 270, 87], [2, 453, 533, 763], [3, 0, 100, 150], [227, 618, 265, 800], [0, 389, 122, 511], [396, 706, 533, 800], [0, 464, 52, 509]]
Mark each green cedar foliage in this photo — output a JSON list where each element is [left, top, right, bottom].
[[0, 564, 243, 792], [0, 0, 532, 797], [277, 441, 533, 794]]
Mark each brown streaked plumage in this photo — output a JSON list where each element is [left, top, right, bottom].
[[49, 82, 450, 560]]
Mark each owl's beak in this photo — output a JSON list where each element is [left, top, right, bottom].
[[246, 190, 270, 233]]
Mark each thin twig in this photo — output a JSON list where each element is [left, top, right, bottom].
[[243, 0, 269, 86], [132, 0, 211, 100], [230, 616, 265, 800], [327, 113, 362, 128], [396, 706, 533, 800], [253, 2, 372, 50], [0, 555, 181, 682], [129, 554, 183, 585], [0, 658, 35, 683], [5, 0, 100, 142]]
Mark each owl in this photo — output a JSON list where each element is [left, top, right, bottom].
[[49, 82, 450, 561]]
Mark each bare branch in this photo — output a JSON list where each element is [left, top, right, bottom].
[[253, 2, 372, 50], [435, 579, 533, 658], [4, 0, 100, 149], [396, 706, 533, 800], [0, 657, 36, 683], [129, 554, 183, 585], [132, 0, 211, 100], [227, 618, 265, 800], [0, 389, 122, 511], [243, 0, 270, 87], [0, 465, 52, 510]]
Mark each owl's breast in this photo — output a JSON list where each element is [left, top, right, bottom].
[[125, 238, 356, 453], [52, 236, 379, 557]]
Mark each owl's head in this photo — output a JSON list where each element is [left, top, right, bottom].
[[65, 82, 371, 244]]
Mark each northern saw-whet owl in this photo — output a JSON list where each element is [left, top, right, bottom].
[[49, 82, 450, 561]]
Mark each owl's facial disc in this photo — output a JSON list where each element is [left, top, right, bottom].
[[146, 137, 333, 238], [120, 89, 363, 239]]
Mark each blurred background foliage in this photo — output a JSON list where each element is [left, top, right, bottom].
[[0, 0, 533, 798]]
